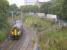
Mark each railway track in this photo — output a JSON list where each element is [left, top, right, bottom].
[[0, 32, 25, 50], [12, 27, 34, 50], [0, 39, 16, 50], [0, 26, 36, 50]]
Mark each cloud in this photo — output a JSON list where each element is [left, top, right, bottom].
[[7, 0, 24, 6], [39, 0, 50, 2], [7, 0, 50, 6]]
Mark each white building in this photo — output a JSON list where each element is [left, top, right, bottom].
[[24, 0, 45, 6], [46, 14, 57, 22], [24, 0, 36, 5]]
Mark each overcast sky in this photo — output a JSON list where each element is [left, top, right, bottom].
[[7, 0, 50, 7]]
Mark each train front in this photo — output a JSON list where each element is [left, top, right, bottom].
[[9, 20, 23, 40]]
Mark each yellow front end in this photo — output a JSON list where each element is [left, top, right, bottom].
[[10, 27, 21, 39], [11, 29, 17, 36]]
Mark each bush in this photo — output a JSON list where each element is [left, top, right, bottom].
[[39, 28, 67, 50], [0, 31, 7, 41]]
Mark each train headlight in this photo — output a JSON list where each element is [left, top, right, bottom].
[[11, 31, 13, 34], [18, 31, 21, 35]]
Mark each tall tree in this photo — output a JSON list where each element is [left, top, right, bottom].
[[40, 0, 65, 19], [0, 0, 9, 29], [20, 5, 38, 12], [9, 4, 19, 16], [40, 2, 52, 13], [62, 0, 67, 20]]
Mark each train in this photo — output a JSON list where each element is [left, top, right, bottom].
[[9, 20, 23, 40]]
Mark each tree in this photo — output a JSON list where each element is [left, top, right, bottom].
[[0, 0, 9, 29], [20, 5, 38, 12], [9, 4, 19, 16], [40, 0, 65, 19], [49, 0, 64, 16], [62, 0, 67, 20], [40, 1, 52, 13]]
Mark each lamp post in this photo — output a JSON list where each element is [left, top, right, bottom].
[[11, 11, 14, 22]]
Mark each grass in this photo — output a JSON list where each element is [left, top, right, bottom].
[[39, 27, 67, 50], [0, 23, 10, 41], [24, 16, 67, 50], [46, 29, 67, 39], [0, 30, 7, 41], [24, 16, 52, 29]]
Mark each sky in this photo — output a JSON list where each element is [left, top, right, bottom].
[[7, 0, 50, 7]]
